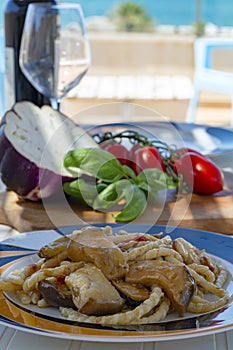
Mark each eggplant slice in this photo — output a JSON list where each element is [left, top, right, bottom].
[[0, 101, 98, 199], [125, 260, 196, 316]]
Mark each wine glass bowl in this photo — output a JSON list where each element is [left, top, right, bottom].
[[19, 3, 91, 110]]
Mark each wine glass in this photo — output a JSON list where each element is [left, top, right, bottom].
[[19, 3, 91, 110]]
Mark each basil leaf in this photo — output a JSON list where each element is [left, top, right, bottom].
[[63, 178, 97, 206], [93, 179, 147, 222], [165, 174, 178, 189], [136, 182, 157, 203], [121, 165, 137, 180], [96, 182, 108, 193], [64, 148, 124, 183], [93, 181, 126, 211], [137, 168, 175, 191], [113, 183, 147, 222]]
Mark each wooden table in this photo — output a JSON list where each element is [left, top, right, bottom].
[[0, 170, 232, 234]]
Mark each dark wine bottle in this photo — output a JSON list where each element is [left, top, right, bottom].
[[4, 0, 57, 110]]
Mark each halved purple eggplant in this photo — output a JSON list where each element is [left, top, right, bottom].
[[0, 101, 97, 201]]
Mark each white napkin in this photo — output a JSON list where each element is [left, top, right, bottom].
[[0, 229, 61, 250]]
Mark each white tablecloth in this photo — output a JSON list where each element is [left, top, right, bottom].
[[0, 323, 233, 350]]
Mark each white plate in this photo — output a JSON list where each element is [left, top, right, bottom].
[[0, 224, 233, 342], [3, 252, 233, 325]]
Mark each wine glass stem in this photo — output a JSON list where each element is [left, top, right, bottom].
[[50, 98, 61, 111]]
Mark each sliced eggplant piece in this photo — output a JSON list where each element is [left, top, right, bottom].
[[112, 279, 150, 301], [38, 280, 76, 308], [67, 226, 128, 280], [125, 260, 196, 316], [65, 263, 125, 316], [0, 101, 98, 200]]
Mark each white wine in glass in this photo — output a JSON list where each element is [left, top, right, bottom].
[[19, 3, 91, 110]]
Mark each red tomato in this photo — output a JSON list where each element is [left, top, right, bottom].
[[57, 275, 66, 284], [131, 146, 165, 175], [99, 140, 115, 150], [170, 147, 202, 173], [105, 143, 130, 166], [129, 143, 141, 157], [176, 147, 202, 156], [128, 143, 141, 167], [174, 152, 224, 195]]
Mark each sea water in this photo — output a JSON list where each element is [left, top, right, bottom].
[[64, 0, 233, 27], [1, 0, 233, 28]]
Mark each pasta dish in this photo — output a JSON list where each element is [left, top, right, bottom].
[[0, 226, 231, 326]]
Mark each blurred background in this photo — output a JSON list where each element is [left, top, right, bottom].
[[1, 0, 233, 125]]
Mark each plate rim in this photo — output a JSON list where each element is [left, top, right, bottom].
[[84, 121, 233, 156]]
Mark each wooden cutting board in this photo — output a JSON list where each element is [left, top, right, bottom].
[[0, 179, 232, 234]]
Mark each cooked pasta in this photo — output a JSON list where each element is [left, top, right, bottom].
[[0, 226, 231, 325]]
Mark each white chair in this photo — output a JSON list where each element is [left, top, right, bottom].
[[186, 37, 233, 126]]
